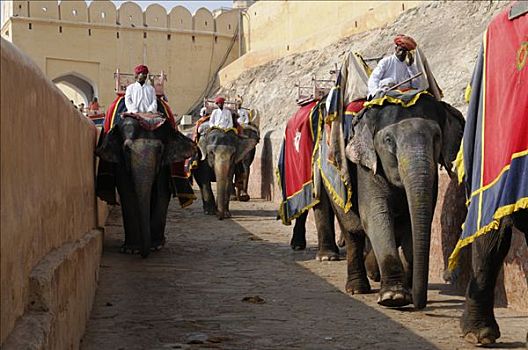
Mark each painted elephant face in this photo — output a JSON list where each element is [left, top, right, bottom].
[[345, 95, 465, 181]]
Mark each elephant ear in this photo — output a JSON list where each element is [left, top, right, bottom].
[[439, 102, 465, 177], [345, 120, 377, 173], [95, 127, 121, 163], [162, 128, 197, 165], [235, 135, 259, 164]]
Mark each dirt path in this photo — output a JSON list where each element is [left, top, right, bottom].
[[81, 198, 527, 350]]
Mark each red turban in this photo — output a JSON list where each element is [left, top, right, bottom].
[[215, 96, 225, 104], [134, 64, 149, 75], [394, 35, 417, 51]]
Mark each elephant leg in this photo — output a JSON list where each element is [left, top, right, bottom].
[[290, 211, 308, 250], [194, 166, 216, 215], [395, 213, 413, 290], [150, 168, 171, 249], [364, 243, 380, 282], [461, 220, 512, 346], [358, 169, 410, 307], [345, 230, 371, 294], [115, 166, 141, 252], [314, 187, 339, 261]]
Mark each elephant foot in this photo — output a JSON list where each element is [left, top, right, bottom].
[[238, 191, 250, 202], [290, 237, 306, 251], [120, 244, 140, 255], [463, 328, 500, 346], [290, 242, 306, 251], [204, 207, 216, 215], [461, 310, 500, 346], [346, 278, 371, 295], [316, 249, 340, 261], [377, 284, 412, 308], [216, 210, 232, 220]]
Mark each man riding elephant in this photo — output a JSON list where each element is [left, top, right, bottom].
[[96, 64, 196, 257], [193, 95, 259, 219]]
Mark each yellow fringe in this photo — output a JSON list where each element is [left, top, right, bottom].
[[447, 197, 528, 271], [454, 141, 465, 185], [317, 156, 353, 213], [464, 83, 472, 104], [363, 90, 432, 109]]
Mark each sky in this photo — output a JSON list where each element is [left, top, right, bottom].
[[1, 1, 233, 26]]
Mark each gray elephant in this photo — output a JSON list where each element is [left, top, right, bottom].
[[446, 187, 528, 344], [96, 113, 196, 257], [193, 128, 259, 219], [312, 94, 464, 309]]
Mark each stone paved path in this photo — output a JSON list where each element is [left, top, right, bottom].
[[81, 198, 527, 350]]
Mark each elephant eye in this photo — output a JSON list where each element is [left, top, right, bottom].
[[384, 135, 394, 146]]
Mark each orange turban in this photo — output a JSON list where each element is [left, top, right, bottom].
[[134, 64, 149, 75], [394, 35, 417, 51]]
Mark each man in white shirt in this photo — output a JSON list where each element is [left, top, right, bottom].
[[367, 35, 423, 99], [125, 64, 158, 113], [235, 96, 250, 126], [209, 96, 234, 129]]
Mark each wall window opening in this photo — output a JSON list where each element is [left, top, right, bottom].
[[192, 35, 195, 42], [59, 26, 62, 33], [72, 9, 77, 16], [88, 28, 91, 36], [144, 32, 147, 38], [101, 12, 106, 19], [228, 24, 231, 30], [117, 32, 120, 39], [167, 34, 171, 40], [29, 23, 32, 30], [205, 21, 208, 26]]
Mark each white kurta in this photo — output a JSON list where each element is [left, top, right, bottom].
[[125, 81, 158, 113], [237, 108, 249, 125], [367, 54, 421, 97], [210, 108, 233, 129]]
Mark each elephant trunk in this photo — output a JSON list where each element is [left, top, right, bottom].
[[128, 139, 163, 257], [214, 157, 233, 220], [401, 152, 436, 309]]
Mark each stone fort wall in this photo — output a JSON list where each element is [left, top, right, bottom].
[[1, 37, 106, 348], [1, 0, 240, 114]]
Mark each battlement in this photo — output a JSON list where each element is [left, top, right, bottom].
[[2, 0, 237, 36]]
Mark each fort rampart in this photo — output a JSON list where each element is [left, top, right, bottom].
[[1, 0, 240, 114]]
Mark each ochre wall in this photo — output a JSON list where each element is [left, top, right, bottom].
[[1, 38, 104, 348], [221, 0, 422, 84], [1, 0, 239, 115]]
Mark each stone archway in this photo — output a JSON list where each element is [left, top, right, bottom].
[[53, 72, 98, 108]]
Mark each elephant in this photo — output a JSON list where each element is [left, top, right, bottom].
[[233, 125, 259, 202], [461, 210, 528, 344], [310, 94, 465, 309], [96, 113, 196, 258], [193, 128, 259, 219]]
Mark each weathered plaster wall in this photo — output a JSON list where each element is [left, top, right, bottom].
[[0, 38, 105, 348], [0, 0, 239, 114], [220, 0, 422, 84]]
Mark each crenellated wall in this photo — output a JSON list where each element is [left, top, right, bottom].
[[0, 0, 240, 114], [1, 37, 105, 348]]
